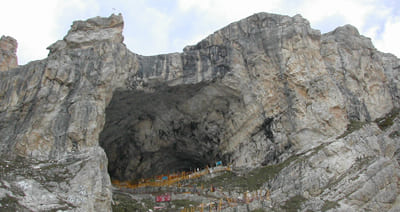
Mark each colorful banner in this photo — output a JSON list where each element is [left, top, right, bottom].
[[156, 193, 171, 202]]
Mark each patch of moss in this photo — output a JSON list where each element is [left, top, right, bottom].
[[112, 193, 147, 212], [336, 108, 400, 139], [0, 195, 29, 212], [200, 155, 299, 192], [199, 171, 244, 191], [251, 209, 267, 212], [281, 195, 307, 212], [251, 209, 266, 212], [375, 108, 400, 130], [321, 200, 339, 211], [337, 120, 367, 139], [389, 130, 400, 138], [354, 155, 374, 169], [244, 155, 298, 191], [171, 199, 199, 209], [141, 198, 156, 210]]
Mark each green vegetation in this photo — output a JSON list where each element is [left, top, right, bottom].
[[112, 193, 149, 212], [141, 198, 156, 210], [389, 130, 400, 138], [375, 108, 400, 130], [112, 196, 200, 212], [201, 155, 299, 192], [280, 195, 307, 212], [337, 120, 367, 139], [321, 200, 339, 211], [0, 195, 28, 212], [251, 208, 267, 212], [200, 171, 247, 191], [335, 108, 400, 139], [171, 199, 199, 209], [354, 155, 374, 169]]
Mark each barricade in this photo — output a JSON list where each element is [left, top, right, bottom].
[[112, 165, 232, 190]]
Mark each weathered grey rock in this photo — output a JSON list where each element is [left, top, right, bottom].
[[321, 25, 394, 121], [267, 121, 400, 211], [0, 35, 18, 71], [0, 147, 111, 211], [0, 12, 399, 211]]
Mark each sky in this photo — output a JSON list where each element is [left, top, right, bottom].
[[0, 0, 399, 65]]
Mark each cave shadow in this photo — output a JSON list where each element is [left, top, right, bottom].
[[99, 83, 238, 182]]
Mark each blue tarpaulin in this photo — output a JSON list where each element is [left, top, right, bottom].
[[162, 176, 168, 180], [216, 161, 222, 166]]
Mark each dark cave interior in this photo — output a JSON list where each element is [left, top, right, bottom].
[[99, 83, 241, 181]]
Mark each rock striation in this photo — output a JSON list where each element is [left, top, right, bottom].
[[0, 13, 400, 211], [0, 35, 18, 71]]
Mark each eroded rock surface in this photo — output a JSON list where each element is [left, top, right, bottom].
[[0, 35, 18, 71], [0, 13, 399, 211], [268, 119, 400, 211]]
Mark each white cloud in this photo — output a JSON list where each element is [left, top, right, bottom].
[[178, 0, 282, 23], [372, 16, 400, 57], [1, 0, 399, 64], [176, 0, 400, 58], [0, 0, 99, 65], [298, 0, 376, 30], [144, 8, 173, 51], [173, 0, 285, 52], [0, 0, 59, 65], [119, 1, 174, 55], [54, 0, 101, 35]]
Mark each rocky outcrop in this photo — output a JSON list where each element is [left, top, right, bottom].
[[0, 15, 125, 211], [0, 13, 399, 211], [269, 119, 400, 211], [0, 36, 18, 71]]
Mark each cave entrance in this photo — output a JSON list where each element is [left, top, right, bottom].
[[99, 83, 238, 182]]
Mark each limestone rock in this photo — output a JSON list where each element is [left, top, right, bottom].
[[0, 147, 111, 211], [48, 13, 124, 53], [268, 121, 400, 211], [0, 12, 400, 211], [0, 35, 18, 71]]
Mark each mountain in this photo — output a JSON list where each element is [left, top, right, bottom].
[[0, 13, 399, 211]]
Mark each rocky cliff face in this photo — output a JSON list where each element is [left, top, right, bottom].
[[0, 35, 18, 71], [0, 13, 399, 211]]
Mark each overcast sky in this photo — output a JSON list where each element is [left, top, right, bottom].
[[1, 0, 399, 65]]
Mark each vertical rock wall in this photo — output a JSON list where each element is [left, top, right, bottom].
[[0, 35, 18, 71]]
